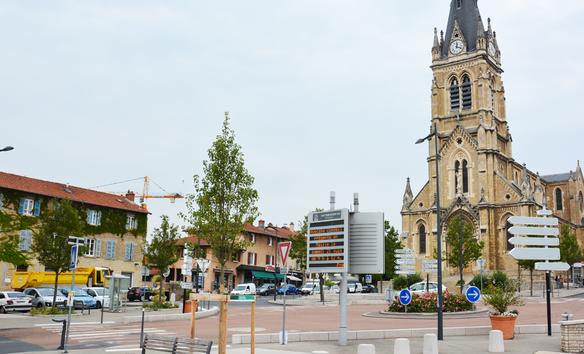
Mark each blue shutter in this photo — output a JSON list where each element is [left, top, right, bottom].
[[125, 243, 131, 260], [19, 230, 26, 250], [87, 210, 91, 224], [0, 193, 4, 209], [97, 211, 102, 226], [34, 200, 41, 216], [18, 198, 25, 215], [96, 239, 101, 257]]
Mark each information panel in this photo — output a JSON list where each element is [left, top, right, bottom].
[[307, 209, 349, 273]]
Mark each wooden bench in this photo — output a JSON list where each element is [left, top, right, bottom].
[[142, 334, 213, 354]]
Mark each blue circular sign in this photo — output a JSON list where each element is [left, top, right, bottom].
[[399, 289, 412, 306], [465, 286, 481, 303]]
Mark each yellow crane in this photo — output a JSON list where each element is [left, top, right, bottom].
[[95, 176, 183, 209]]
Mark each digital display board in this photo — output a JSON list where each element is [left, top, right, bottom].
[[307, 209, 349, 273]]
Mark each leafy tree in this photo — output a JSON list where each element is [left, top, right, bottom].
[[559, 224, 583, 290], [180, 112, 260, 294], [517, 259, 536, 296], [0, 234, 29, 267], [142, 215, 182, 303], [384, 221, 402, 280], [31, 198, 86, 307], [443, 216, 484, 284]]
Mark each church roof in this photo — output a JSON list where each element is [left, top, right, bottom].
[[540, 172, 575, 183], [441, 0, 484, 58]]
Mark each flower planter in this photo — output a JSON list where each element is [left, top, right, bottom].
[[184, 300, 192, 313], [489, 314, 517, 339]]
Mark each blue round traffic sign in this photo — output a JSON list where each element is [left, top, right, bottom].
[[399, 289, 412, 306], [465, 286, 481, 303]]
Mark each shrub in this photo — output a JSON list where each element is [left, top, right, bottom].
[[482, 278, 524, 316], [29, 307, 71, 315], [387, 290, 473, 313], [491, 270, 508, 288], [151, 295, 167, 303], [143, 301, 178, 311], [392, 273, 423, 290], [469, 273, 491, 289]]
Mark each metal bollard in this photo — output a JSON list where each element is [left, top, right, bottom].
[[52, 318, 67, 350]]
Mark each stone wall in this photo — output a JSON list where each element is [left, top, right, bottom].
[[560, 319, 584, 353]]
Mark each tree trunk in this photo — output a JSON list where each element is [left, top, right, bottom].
[[319, 273, 324, 302], [159, 276, 163, 304], [220, 264, 226, 294]]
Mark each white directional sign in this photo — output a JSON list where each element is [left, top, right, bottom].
[[396, 259, 416, 265], [395, 265, 415, 270], [396, 270, 415, 275], [508, 226, 559, 236], [395, 249, 415, 253], [422, 259, 438, 264], [535, 262, 571, 271], [422, 264, 437, 268], [395, 254, 415, 258], [181, 282, 193, 289], [509, 247, 560, 260], [422, 269, 438, 273], [509, 237, 559, 246], [508, 216, 558, 226]]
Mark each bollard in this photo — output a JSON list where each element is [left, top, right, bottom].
[[488, 330, 505, 353], [358, 343, 375, 354], [51, 318, 67, 350], [423, 334, 438, 354], [394, 338, 410, 354]]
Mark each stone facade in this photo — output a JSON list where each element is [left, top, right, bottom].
[[401, 0, 584, 286], [561, 319, 584, 353]]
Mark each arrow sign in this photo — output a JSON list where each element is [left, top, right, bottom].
[[395, 254, 415, 258], [395, 259, 415, 264], [508, 216, 558, 226], [509, 247, 560, 260], [465, 286, 481, 303], [422, 259, 438, 263], [422, 269, 438, 273], [395, 265, 415, 270], [423, 264, 437, 268], [399, 289, 412, 306], [508, 226, 559, 236], [279, 242, 291, 266], [535, 262, 570, 271], [396, 271, 416, 275], [395, 249, 415, 253], [508, 237, 559, 246]]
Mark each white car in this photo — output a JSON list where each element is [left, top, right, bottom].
[[83, 287, 111, 309], [23, 288, 67, 309], [0, 291, 33, 313], [409, 281, 447, 295]]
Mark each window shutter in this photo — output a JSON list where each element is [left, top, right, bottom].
[[112, 240, 116, 258], [97, 211, 102, 226], [134, 219, 138, 230], [87, 211, 91, 224], [266, 255, 269, 265], [0, 193, 4, 209], [19, 230, 26, 250], [18, 198, 25, 215], [34, 200, 41, 216], [131, 243, 134, 260], [96, 239, 101, 257], [26, 230, 33, 251], [125, 242, 134, 261], [247, 253, 251, 265]]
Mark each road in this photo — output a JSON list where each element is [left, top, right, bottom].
[[0, 291, 582, 353]]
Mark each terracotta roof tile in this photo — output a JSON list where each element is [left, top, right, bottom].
[[0, 171, 148, 214]]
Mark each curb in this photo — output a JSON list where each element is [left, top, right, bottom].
[[366, 308, 490, 319], [121, 307, 219, 324]]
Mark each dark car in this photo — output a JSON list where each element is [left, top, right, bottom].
[[256, 283, 276, 296], [362, 284, 378, 293], [127, 287, 154, 302], [277, 284, 298, 295]]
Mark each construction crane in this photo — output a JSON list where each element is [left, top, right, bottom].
[[93, 176, 184, 209]]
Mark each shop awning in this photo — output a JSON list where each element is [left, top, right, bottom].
[[252, 270, 284, 280]]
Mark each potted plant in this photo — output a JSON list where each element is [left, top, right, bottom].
[[482, 278, 525, 339]]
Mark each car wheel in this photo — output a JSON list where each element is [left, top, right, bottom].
[[96, 301, 102, 309], [140, 295, 145, 302], [0, 306, 7, 314], [36, 302, 44, 309]]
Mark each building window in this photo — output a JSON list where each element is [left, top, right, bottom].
[[126, 215, 137, 230], [16, 265, 28, 272], [455, 160, 469, 194], [268, 237, 273, 246], [450, 79, 460, 111], [579, 191, 583, 213], [419, 225, 426, 254], [461, 76, 472, 110], [248, 252, 256, 265], [125, 242, 135, 261], [85, 239, 96, 257], [19, 230, 33, 251], [556, 188, 563, 211], [462, 160, 469, 193], [506, 219, 514, 251], [106, 240, 116, 259], [266, 254, 274, 266], [18, 198, 40, 216], [87, 209, 102, 226], [456, 0, 461, 8], [250, 234, 256, 242]]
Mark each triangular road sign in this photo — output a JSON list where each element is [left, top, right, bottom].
[[279, 242, 291, 266]]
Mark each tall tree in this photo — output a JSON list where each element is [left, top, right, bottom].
[[180, 112, 260, 294], [443, 216, 484, 281], [517, 259, 536, 297], [142, 215, 182, 303], [559, 224, 583, 290], [31, 198, 86, 307], [384, 221, 402, 281]]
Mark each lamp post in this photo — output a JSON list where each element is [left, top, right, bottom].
[[416, 122, 443, 340], [273, 225, 279, 301], [459, 205, 464, 293]]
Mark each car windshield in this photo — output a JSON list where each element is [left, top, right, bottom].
[[37, 288, 56, 296], [348, 284, 356, 289], [7, 292, 28, 298], [62, 289, 90, 296], [92, 288, 105, 296], [234, 285, 247, 291], [301, 284, 313, 289], [258, 284, 272, 289]]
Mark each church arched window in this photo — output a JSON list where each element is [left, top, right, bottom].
[[456, 0, 461, 9], [556, 188, 563, 211], [506, 219, 514, 251], [455, 159, 469, 194], [462, 160, 469, 193], [450, 79, 460, 111], [579, 191, 583, 213], [461, 76, 472, 110], [419, 224, 426, 254]]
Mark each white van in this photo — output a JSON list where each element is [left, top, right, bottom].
[[348, 282, 363, 293], [230, 283, 256, 295]]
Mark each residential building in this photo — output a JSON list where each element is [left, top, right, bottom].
[[0, 171, 149, 291]]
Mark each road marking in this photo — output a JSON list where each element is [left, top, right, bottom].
[[34, 321, 115, 326]]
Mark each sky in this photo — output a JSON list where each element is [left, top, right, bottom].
[[1, 0, 583, 238]]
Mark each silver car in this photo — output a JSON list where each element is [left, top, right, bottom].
[[23, 288, 67, 309]]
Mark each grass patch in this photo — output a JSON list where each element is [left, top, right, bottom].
[[29, 307, 71, 315]]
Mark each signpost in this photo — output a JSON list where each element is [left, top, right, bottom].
[[394, 249, 415, 284], [477, 259, 486, 292], [465, 286, 481, 303], [399, 289, 412, 313], [278, 241, 291, 345]]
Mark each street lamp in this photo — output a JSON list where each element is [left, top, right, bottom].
[[1, 146, 14, 152], [416, 122, 443, 340]]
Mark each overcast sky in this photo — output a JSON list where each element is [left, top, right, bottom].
[[2, 0, 583, 238]]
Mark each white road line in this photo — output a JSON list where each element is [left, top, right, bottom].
[[104, 348, 142, 352], [68, 329, 170, 338], [34, 321, 115, 326]]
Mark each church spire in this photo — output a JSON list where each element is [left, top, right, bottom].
[[441, 0, 483, 58]]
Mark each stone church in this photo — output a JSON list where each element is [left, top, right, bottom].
[[400, 0, 584, 281]]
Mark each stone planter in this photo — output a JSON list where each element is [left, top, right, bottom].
[[488, 314, 517, 340]]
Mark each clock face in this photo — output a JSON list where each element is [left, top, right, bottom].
[[489, 42, 496, 56], [450, 40, 463, 54]]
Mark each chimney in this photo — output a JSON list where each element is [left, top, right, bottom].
[[289, 222, 294, 232], [258, 220, 265, 228], [126, 190, 135, 202]]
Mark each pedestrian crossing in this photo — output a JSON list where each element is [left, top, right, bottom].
[[39, 323, 177, 346]]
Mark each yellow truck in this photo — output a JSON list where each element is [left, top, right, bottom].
[[11, 267, 111, 290]]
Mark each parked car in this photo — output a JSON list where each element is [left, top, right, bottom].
[[58, 288, 96, 309], [83, 287, 110, 308], [0, 291, 33, 313], [298, 283, 315, 295], [394, 281, 448, 299], [331, 284, 340, 293], [256, 283, 276, 296], [127, 287, 154, 302], [230, 283, 256, 296], [23, 287, 67, 309], [362, 284, 378, 293], [277, 284, 298, 295], [313, 285, 330, 294], [348, 282, 363, 293]]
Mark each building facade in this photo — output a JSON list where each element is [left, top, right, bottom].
[[0, 171, 149, 291], [400, 0, 584, 282]]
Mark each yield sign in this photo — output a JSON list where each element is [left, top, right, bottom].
[[279, 241, 291, 266]]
